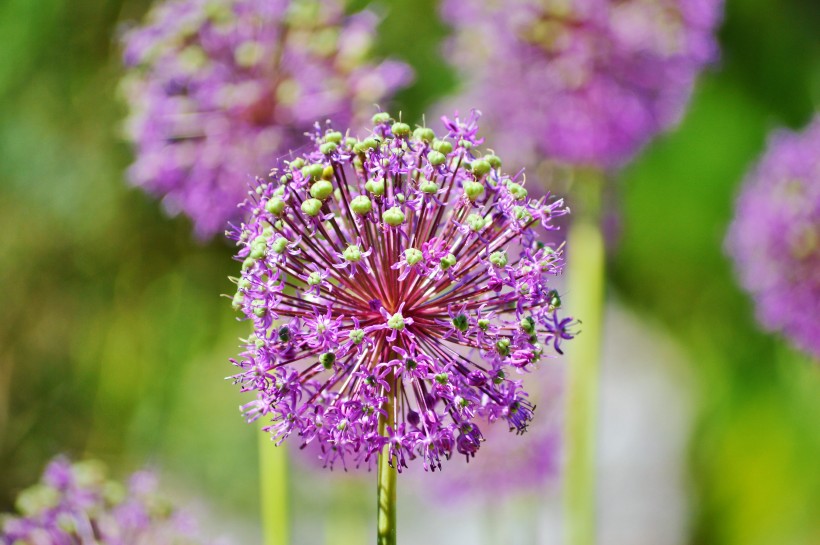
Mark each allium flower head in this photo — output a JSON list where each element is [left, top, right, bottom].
[[441, 0, 723, 168], [121, 0, 412, 238], [726, 117, 820, 359], [228, 111, 575, 471], [1, 457, 223, 545]]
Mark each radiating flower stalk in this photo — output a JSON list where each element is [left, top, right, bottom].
[[227, 111, 576, 543]]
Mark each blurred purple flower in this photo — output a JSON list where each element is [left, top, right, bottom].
[[1, 457, 227, 545], [228, 111, 575, 471], [424, 361, 564, 499], [725, 117, 820, 359], [121, 0, 412, 239], [440, 0, 723, 169]]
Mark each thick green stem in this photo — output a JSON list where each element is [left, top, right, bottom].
[[259, 431, 289, 545], [564, 169, 606, 545], [376, 397, 397, 545]]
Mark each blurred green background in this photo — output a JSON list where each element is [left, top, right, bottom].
[[0, 0, 818, 543]]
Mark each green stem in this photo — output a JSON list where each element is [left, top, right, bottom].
[[259, 430, 289, 545], [564, 169, 606, 545], [376, 397, 397, 545]]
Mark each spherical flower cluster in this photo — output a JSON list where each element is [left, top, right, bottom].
[[440, 0, 723, 168], [228, 111, 575, 471], [1, 457, 222, 545], [121, 0, 412, 238], [725, 117, 820, 359]]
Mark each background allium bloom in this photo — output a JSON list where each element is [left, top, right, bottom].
[[121, 0, 412, 238], [425, 362, 563, 497], [1, 457, 222, 545], [725, 118, 820, 359], [441, 0, 722, 168], [229, 112, 575, 471]]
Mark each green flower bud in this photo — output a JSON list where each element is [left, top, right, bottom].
[[356, 137, 380, 153], [310, 180, 334, 200], [307, 271, 323, 286], [320, 142, 338, 155], [387, 312, 405, 330], [420, 179, 439, 194], [464, 181, 485, 201], [493, 369, 506, 384], [249, 238, 267, 260], [452, 313, 469, 332], [513, 205, 533, 223], [440, 253, 457, 270], [365, 179, 385, 196], [507, 182, 528, 200], [372, 112, 392, 125], [477, 318, 490, 331], [322, 165, 334, 180], [301, 198, 323, 217], [466, 213, 486, 232], [496, 338, 511, 357], [265, 197, 286, 216], [253, 303, 267, 317], [350, 329, 365, 344], [324, 131, 343, 144], [435, 373, 449, 385], [301, 163, 324, 181], [413, 127, 435, 142], [271, 237, 289, 254], [427, 150, 446, 166], [350, 195, 373, 215], [320, 352, 336, 369], [432, 139, 453, 155], [471, 159, 491, 177], [520, 316, 535, 334], [343, 244, 362, 262], [404, 248, 423, 265], [289, 158, 305, 171], [458, 138, 473, 149], [484, 154, 502, 169], [391, 122, 411, 138], [405, 358, 418, 371], [383, 206, 405, 226], [242, 256, 256, 270]]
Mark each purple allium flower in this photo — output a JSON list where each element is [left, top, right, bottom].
[[121, 0, 412, 239], [1, 457, 225, 545], [440, 0, 723, 168], [725, 118, 820, 359], [228, 111, 576, 471]]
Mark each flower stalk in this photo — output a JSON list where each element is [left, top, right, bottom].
[[564, 168, 605, 545], [377, 390, 397, 545], [259, 431, 289, 545]]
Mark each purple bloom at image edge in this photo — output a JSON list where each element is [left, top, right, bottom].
[[439, 0, 724, 169], [1, 456, 227, 545], [725, 117, 820, 359]]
